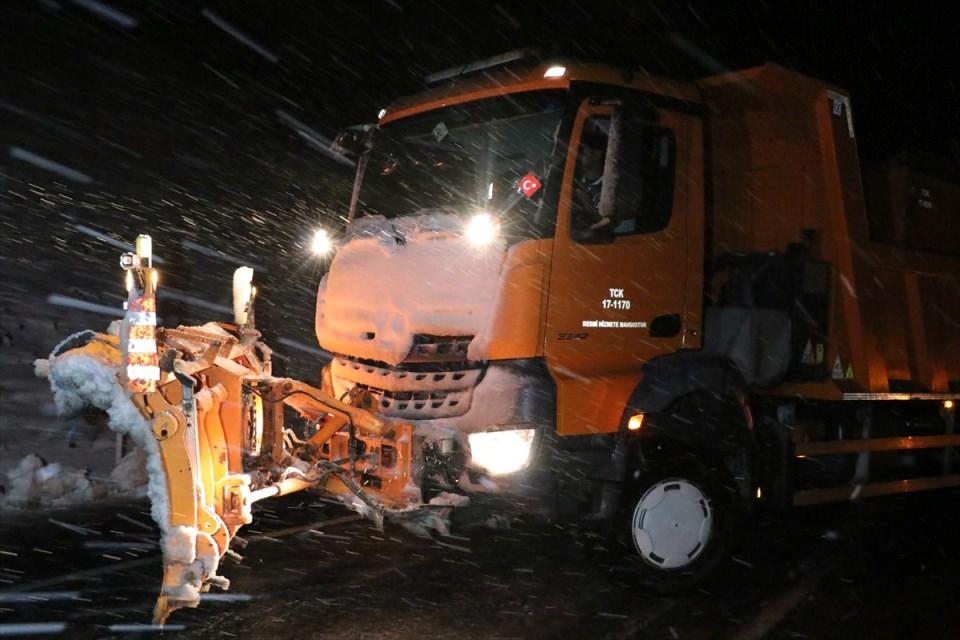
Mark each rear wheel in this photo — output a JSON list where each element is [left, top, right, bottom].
[[618, 458, 736, 591]]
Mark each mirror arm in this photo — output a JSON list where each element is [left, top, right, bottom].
[[347, 151, 370, 222]]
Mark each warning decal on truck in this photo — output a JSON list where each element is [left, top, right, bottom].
[[831, 355, 844, 379], [826, 90, 855, 138]]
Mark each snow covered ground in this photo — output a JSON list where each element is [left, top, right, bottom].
[[0, 271, 148, 511], [0, 343, 149, 510]]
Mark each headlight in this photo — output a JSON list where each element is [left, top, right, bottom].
[[464, 213, 499, 246], [468, 428, 536, 476], [311, 228, 334, 256]]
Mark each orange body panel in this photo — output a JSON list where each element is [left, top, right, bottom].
[[702, 64, 960, 397], [203, 367, 245, 472], [543, 99, 705, 435], [480, 239, 552, 361]]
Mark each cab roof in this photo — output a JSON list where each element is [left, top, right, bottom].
[[379, 62, 701, 125]]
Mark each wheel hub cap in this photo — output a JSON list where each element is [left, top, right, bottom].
[[631, 478, 712, 569]]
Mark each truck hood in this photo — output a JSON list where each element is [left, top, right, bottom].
[[315, 213, 506, 366]]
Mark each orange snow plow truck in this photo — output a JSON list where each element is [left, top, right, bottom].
[[40, 57, 960, 623]]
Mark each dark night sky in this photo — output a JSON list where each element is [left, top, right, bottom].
[[1, 0, 957, 370]]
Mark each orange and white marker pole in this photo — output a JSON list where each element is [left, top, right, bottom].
[[121, 234, 160, 394]]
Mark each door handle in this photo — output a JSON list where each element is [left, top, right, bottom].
[[649, 313, 682, 338]]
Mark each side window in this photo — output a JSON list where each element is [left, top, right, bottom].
[[570, 109, 676, 242], [610, 124, 676, 236], [632, 125, 677, 234], [570, 115, 611, 238]]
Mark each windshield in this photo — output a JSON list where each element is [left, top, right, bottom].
[[354, 91, 568, 239]]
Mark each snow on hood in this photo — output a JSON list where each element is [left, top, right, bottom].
[[315, 213, 506, 365]]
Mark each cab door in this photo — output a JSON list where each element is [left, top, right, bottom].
[[543, 96, 704, 436]]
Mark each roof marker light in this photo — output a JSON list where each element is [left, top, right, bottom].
[[543, 65, 566, 78]]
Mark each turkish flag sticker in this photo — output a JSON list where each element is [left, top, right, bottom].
[[518, 172, 542, 198]]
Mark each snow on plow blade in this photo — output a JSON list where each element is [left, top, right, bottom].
[[36, 237, 446, 624]]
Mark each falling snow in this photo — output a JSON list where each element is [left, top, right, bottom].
[[1, 2, 959, 637]]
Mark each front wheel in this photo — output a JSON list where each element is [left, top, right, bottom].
[[617, 460, 736, 592]]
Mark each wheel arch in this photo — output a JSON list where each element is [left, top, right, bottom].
[[618, 352, 755, 504]]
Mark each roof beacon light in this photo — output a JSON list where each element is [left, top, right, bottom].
[[425, 48, 537, 85], [543, 65, 567, 78]]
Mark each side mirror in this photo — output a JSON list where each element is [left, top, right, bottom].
[[332, 124, 374, 157], [598, 108, 675, 234]]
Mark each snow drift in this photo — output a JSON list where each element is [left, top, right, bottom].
[[0, 448, 148, 510]]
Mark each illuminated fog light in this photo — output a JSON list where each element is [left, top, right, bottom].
[[468, 428, 536, 476], [543, 65, 566, 78], [464, 213, 499, 246], [627, 414, 645, 431], [311, 228, 334, 256], [946, 400, 955, 410]]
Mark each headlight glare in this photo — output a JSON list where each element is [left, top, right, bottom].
[[468, 428, 536, 476]]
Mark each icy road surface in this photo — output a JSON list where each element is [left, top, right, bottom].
[[2, 492, 960, 638]]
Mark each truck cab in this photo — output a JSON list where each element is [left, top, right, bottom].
[[319, 62, 705, 438]]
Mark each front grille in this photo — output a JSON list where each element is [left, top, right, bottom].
[[331, 354, 482, 420], [407, 334, 474, 362]]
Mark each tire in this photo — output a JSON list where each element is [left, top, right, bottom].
[[615, 456, 736, 592]]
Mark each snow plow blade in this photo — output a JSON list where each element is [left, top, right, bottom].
[[37, 237, 440, 624]]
